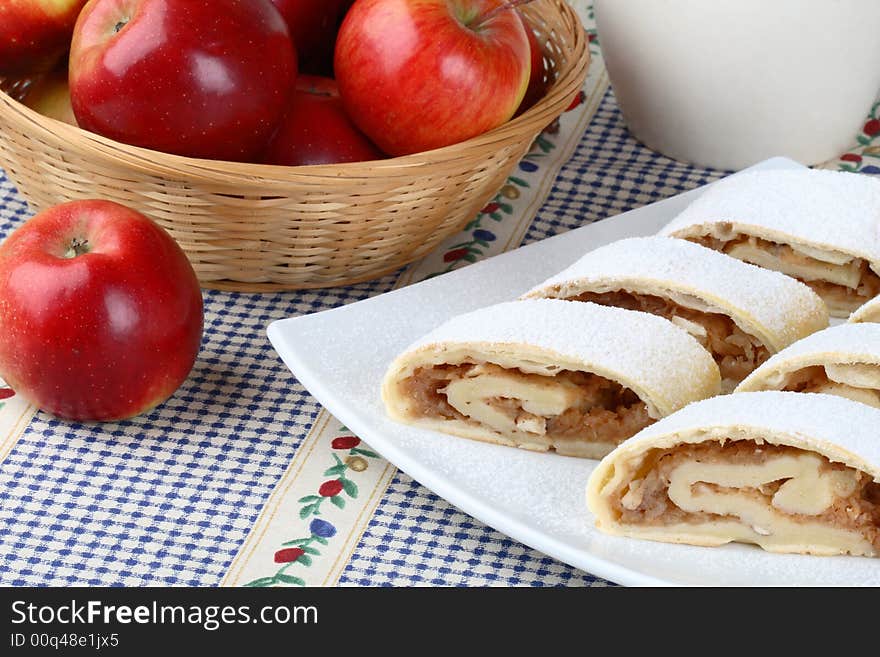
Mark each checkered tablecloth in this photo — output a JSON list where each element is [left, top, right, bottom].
[[2, 1, 877, 588]]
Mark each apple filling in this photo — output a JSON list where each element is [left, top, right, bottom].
[[401, 362, 653, 457], [692, 233, 880, 316], [757, 364, 880, 409], [609, 440, 880, 555], [570, 290, 768, 389]]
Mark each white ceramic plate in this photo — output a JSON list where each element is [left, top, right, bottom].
[[267, 157, 879, 586]]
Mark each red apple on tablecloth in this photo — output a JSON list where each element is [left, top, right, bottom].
[[269, 0, 349, 75], [68, 0, 297, 162], [263, 75, 384, 166], [0, 0, 88, 76], [334, 0, 531, 156], [0, 200, 203, 422]]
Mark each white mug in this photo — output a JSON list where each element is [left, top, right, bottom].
[[594, 0, 880, 170]]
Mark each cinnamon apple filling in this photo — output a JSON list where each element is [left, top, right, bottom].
[[571, 290, 768, 388], [693, 233, 880, 315], [609, 440, 880, 553], [759, 364, 880, 409], [401, 362, 653, 456]]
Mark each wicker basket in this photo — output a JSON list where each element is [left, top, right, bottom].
[[0, 1, 589, 291]]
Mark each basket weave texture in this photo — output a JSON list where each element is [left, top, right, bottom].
[[0, 0, 589, 291]]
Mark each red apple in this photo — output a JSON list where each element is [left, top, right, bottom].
[[515, 13, 547, 115], [334, 0, 531, 156], [0, 0, 88, 76], [263, 75, 384, 166], [0, 200, 203, 422], [22, 67, 78, 126], [269, 0, 348, 75], [68, 0, 297, 162]]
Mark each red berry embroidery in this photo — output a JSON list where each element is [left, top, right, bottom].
[[481, 202, 500, 214], [318, 480, 343, 497], [0, 389, 14, 400], [841, 153, 862, 162], [443, 248, 469, 262], [274, 548, 305, 563], [331, 436, 361, 450], [864, 119, 880, 137]]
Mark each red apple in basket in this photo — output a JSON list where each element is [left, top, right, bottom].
[[263, 75, 384, 166], [269, 0, 349, 75], [0, 200, 204, 422], [0, 0, 89, 76], [68, 0, 297, 162], [515, 13, 548, 116], [334, 0, 531, 156]]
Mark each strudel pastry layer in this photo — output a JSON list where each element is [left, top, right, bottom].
[[660, 169, 880, 317], [524, 236, 828, 389], [587, 391, 880, 556], [736, 323, 880, 409], [382, 299, 720, 458]]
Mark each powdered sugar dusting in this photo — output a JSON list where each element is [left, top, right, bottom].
[[524, 236, 828, 350], [737, 323, 880, 391], [660, 170, 880, 269], [399, 298, 720, 415], [605, 391, 880, 478], [850, 295, 880, 323]]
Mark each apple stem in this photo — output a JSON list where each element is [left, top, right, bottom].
[[480, 0, 536, 23], [114, 19, 129, 34], [63, 238, 90, 259]]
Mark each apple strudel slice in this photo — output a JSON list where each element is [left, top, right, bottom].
[[382, 299, 720, 459], [849, 295, 880, 324], [735, 323, 880, 409], [523, 236, 828, 390], [660, 169, 880, 317], [587, 391, 880, 557]]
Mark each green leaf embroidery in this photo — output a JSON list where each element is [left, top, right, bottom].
[[463, 254, 477, 263], [281, 537, 310, 547], [330, 495, 346, 509], [296, 554, 313, 567], [341, 478, 358, 498], [243, 576, 277, 588], [302, 546, 321, 556], [275, 574, 306, 586], [499, 202, 513, 214], [350, 447, 379, 458], [313, 536, 328, 546], [299, 504, 315, 520], [323, 464, 347, 476], [508, 176, 529, 187], [298, 495, 319, 504]]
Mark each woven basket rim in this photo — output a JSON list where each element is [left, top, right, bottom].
[[0, 0, 589, 184]]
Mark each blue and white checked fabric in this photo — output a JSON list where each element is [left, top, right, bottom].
[[0, 86, 722, 587]]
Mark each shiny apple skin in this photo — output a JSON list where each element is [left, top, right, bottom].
[[263, 76, 384, 166], [334, 0, 531, 156], [269, 0, 348, 75], [515, 13, 547, 116], [68, 0, 297, 162], [0, 0, 88, 75], [0, 200, 204, 422]]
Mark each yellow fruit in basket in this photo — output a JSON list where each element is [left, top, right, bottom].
[[22, 68, 77, 126]]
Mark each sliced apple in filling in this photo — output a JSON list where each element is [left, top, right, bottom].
[[736, 323, 880, 409], [587, 391, 880, 556], [382, 299, 721, 459], [660, 169, 880, 318], [850, 294, 880, 324], [523, 236, 828, 390]]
